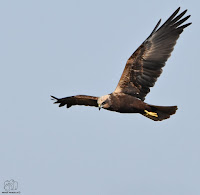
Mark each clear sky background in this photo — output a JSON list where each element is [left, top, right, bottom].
[[0, 0, 199, 194]]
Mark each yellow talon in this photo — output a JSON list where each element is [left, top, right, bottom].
[[144, 110, 158, 117]]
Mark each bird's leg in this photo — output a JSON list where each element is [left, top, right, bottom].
[[144, 110, 158, 117]]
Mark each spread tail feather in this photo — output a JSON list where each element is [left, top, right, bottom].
[[142, 105, 178, 121]]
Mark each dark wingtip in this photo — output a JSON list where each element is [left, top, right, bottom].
[[51, 96, 60, 105], [174, 7, 181, 15], [178, 22, 192, 30], [51, 95, 71, 108], [51, 95, 58, 100], [67, 104, 72, 108]]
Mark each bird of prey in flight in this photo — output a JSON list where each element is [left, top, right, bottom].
[[51, 7, 191, 121]]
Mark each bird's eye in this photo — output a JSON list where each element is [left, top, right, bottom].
[[102, 101, 106, 105]]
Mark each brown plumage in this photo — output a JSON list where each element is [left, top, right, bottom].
[[51, 7, 191, 121]]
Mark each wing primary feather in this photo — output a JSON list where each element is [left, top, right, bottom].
[[177, 22, 192, 30], [170, 9, 187, 25], [172, 15, 191, 28], [51, 96, 58, 100], [159, 7, 181, 28], [147, 19, 161, 39]]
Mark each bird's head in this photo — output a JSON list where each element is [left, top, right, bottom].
[[97, 94, 111, 110]]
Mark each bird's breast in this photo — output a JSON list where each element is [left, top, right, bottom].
[[107, 93, 147, 113]]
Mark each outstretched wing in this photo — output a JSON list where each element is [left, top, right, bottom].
[[115, 7, 191, 101], [51, 95, 98, 108]]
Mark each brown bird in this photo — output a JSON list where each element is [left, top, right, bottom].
[[51, 7, 191, 121]]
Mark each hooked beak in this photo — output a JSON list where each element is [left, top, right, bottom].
[[98, 104, 101, 111]]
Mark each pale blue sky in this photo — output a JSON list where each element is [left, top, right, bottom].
[[0, 0, 199, 194]]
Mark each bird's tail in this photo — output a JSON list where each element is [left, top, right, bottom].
[[142, 104, 178, 121]]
